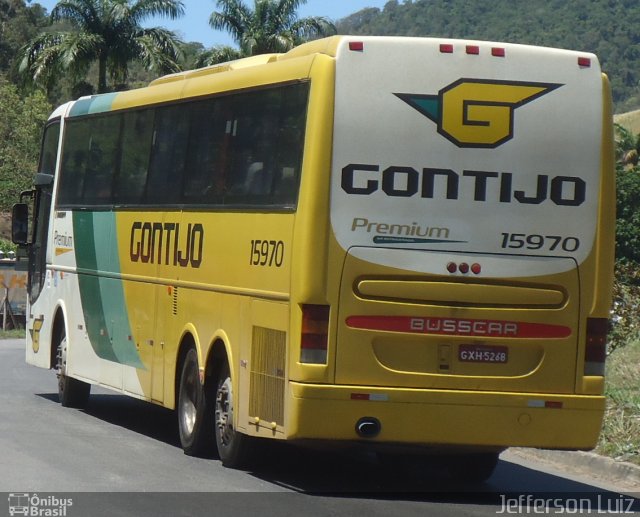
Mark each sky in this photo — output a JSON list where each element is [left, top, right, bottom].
[[32, 0, 391, 48]]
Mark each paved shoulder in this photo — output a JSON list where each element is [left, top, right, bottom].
[[504, 448, 640, 492]]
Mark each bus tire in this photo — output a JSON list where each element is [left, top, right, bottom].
[[214, 361, 252, 468], [177, 348, 215, 456], [56, 330, 90, 409]]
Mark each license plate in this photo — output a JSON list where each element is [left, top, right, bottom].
[[458, 345, 508, 363]]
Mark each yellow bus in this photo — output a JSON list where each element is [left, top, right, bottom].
[[13, 36, 614, 481]]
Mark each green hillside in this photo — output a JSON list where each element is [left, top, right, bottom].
[[3, 0, 639, 111], [338, 0, 640, 112]]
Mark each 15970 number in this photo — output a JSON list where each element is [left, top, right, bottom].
[[250, 240, 285, 267], [500, 233, 580, 252]]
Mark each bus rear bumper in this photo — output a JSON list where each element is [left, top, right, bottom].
[[286, 382, 605, 450]]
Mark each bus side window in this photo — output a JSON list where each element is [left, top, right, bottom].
[[115, 109, 154, 205], [271, 83, 308, 206], [82, 114, 120, 205], [224, 115, 253, 198], [39, 122, 60, 176], [146, 105, 189, 205], [224, 89, 280, 203], [183, 99, 226, 205], [245, 161, 269, 195], [59, 120, 90, 206], [274, 167, 296, 203]]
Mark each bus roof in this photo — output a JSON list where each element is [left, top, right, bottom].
[[146, 36, 347, 87], [63, 36, 599, 120], [148, 35, 597, 87]]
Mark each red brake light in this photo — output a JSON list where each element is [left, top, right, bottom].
[[584, 317, 607, 375], [301, 305, 330, 364], [578, 56, 591, 68], [440, 43, 454, 53], [492, 47, 506, 57], [447, 262, 482, 274], [466, 45, 480, 55], [349, 41, 364, 52]]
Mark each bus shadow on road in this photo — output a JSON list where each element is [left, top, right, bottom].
[[35, 390, 639, 504], [244, 443, 636, 502], [37, 391, 182, 449]]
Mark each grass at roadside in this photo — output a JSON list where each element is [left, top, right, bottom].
[[596, 339, 640, 465], [0, 328, 25, 340]]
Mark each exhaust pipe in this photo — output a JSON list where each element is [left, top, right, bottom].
[[355, 417, 381, 438]]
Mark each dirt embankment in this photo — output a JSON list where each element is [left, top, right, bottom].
[[614, 109, 640, 134]]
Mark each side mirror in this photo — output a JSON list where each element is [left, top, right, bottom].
[[34, 173, 54, 188], [11, 203, 29, 246]]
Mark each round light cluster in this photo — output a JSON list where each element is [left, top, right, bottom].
[[446, 262, 482, 275]]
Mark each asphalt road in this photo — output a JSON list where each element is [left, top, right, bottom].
[[1, 339, 637, 517]]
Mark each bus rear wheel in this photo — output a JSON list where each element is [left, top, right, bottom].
[[177, 348, 215, 456], [56, 330, 90, 409], [214, 362, 252, 468]]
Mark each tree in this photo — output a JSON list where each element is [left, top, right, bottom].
[[18, 0, 185, 94], [195, 44, 241, 68], [0, 0, 48, 80], [614, 123, 640, 165], [207, 0, 336, 62], [0, 77, 51, 212]]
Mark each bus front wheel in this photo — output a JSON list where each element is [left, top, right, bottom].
[[55, 330, 90, 408], [178, 348, 215, 456], [214, 362, 252, 468]]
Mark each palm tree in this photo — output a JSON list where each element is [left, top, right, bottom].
[[207, 0, 335, 61], [195, 44, 242, 68], [18, 0, 185, 94]]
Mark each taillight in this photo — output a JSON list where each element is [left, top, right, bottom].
[[446, 261, 482, 275], [300, 305, 330, 364], [584, 318, 608, 376], [578, 56, 591, 68]]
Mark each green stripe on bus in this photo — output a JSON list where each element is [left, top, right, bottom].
[[73, 211, 143, 369], [69, 93, 118, 117]]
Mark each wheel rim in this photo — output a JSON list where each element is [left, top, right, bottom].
[[56, 336, 67, 394], [180, 360, 199, 436], [215, 376, 234, 447]]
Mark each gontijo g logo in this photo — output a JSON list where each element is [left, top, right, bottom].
[[395, 79, 562, 148]]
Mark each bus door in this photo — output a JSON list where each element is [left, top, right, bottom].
[[29, 121, 60, 306], [16, 121, 60, 369]]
